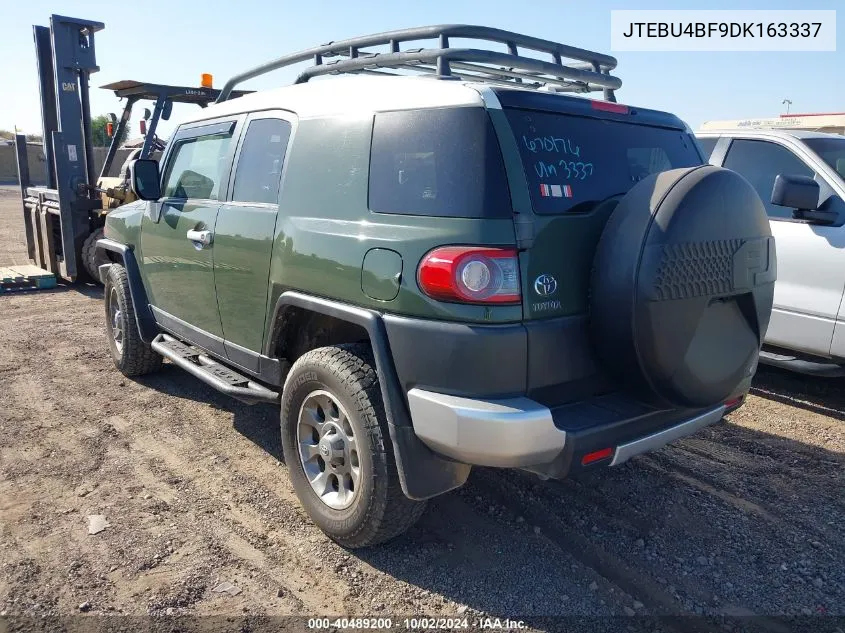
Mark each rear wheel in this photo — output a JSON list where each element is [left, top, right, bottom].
[[280, 344, 426, 548], [104, 264, 162, 376], [82, 228, 109, 283]]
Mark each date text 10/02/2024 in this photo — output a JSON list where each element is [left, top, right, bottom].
[[307, 617, 528, 630]]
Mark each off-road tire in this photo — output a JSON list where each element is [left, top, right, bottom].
[[104, 264, 162, 376], [281, 344, 426, 548], [82, 228, 110, 284]]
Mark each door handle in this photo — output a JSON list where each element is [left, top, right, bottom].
[[186, 229, 213, 248]]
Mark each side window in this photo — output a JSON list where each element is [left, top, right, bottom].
[[696, 137, 718, 160], [369, 107, 511, 218], [162, 129, 233, 200], [723, 139, 815, 220], [231, 118, 292, 204]]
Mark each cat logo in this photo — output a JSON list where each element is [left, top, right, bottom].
[[62, 82, 76, 92]]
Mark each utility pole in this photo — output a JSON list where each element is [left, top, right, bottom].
[[782, 99, 792, 115]]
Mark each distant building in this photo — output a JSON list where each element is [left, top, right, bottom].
[[699, 112, 845, 135]]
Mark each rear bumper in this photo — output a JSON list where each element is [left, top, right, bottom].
[[407, 389, 565, 467], [407, 388, 730, 476], [609, 406, 725, 466]]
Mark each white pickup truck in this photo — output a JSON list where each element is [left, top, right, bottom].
[[697, 129, 845, 377]]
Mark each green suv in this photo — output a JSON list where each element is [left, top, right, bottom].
[[97, 26, 776, 547]]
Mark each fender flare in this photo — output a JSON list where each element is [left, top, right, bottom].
[[267, 291, 471, 500], [96, 239, 158, 343]]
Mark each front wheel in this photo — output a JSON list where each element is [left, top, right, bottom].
[[280, 344, 426, 548], [104, 264, 162, 377]]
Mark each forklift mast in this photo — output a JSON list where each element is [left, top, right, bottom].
[[15, 14, 253, 283], [16, 15, 104, 282]]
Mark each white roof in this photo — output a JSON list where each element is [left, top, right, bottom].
[[696, 128, 845, 141], [180, 75, 487, 124]]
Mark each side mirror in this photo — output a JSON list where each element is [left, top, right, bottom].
[[129, 158, 161, 201], [771, 174, 819, 210], [772, 174, 839, 225]]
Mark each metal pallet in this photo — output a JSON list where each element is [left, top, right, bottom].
[[217, 24, 622, 103]]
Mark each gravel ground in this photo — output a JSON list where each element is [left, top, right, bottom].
[[0, 186, 843, 632]]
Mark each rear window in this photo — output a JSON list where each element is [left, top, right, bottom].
[[505, 109, 702, 214], [369, 107, 511, 218]]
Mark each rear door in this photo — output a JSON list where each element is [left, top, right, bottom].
[[500, 102, 703, 321], [214, 112, 294, 371], [140, 118, 239, 340]]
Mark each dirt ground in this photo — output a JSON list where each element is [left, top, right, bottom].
[[0, 185, 843, 631]]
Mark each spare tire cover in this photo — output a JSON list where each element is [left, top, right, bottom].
[[590, 165, 776, 408]]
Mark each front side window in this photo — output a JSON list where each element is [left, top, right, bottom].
[[723, 139, 815, 220], [162, 129, 233, 200], [231, 118, 292, 204]]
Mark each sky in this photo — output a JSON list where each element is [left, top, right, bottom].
[[0, 0, 842, 139]]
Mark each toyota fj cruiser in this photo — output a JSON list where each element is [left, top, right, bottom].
[[97, 26, 776, 548]]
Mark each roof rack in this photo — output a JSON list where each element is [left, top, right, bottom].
[[216, 25, 621, 103]]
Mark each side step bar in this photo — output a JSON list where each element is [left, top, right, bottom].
[[758, 349, 845, 378], [151, 333, 280, 405]]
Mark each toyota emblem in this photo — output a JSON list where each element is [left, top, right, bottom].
[[534, 274, 558, 297]]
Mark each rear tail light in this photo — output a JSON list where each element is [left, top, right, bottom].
[[418, 246, 521, 304]]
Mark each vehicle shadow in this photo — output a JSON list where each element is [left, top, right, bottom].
[[134, 364, 283, 462], [751, 364, 845, 422], [71, 282, 104, 300]]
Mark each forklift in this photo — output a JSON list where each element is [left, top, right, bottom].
[[14, 14, 249, 284]]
